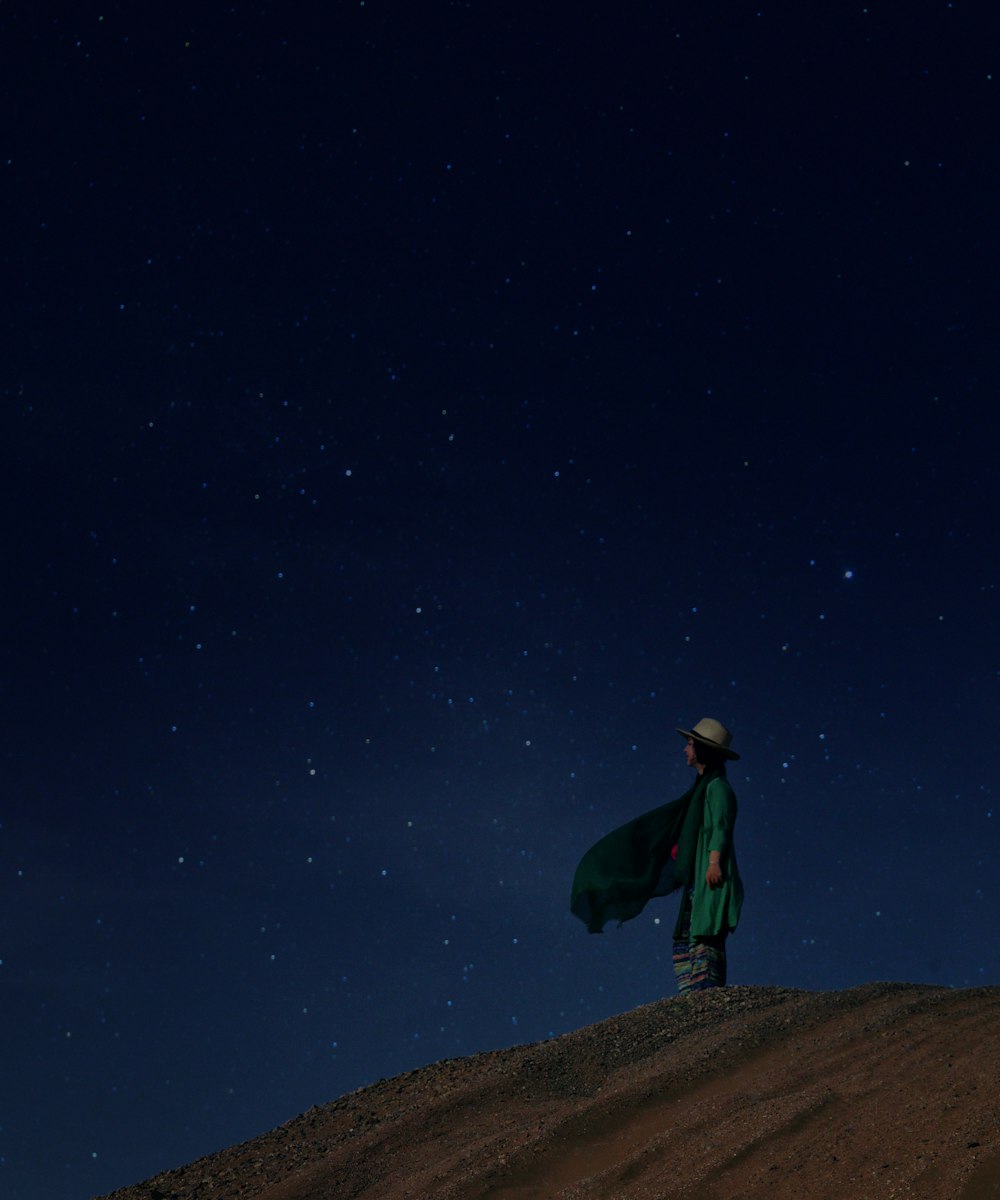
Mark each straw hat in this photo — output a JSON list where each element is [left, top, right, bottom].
[[675, 717, 740, 760]]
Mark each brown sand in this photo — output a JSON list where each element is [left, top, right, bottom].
[[97, 983, 1000, 1200]]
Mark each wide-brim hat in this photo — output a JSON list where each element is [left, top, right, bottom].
[[675, 717, 740, 760]]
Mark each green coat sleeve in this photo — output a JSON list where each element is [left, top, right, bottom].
[[705, 776, 737, 855]]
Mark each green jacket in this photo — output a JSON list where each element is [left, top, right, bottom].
[[570, 768, 744, 937], [681, 775, 744, 940]]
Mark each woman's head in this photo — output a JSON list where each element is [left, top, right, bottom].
[[687, 738, 728, 773]]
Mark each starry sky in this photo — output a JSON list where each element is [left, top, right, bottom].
[[3, 4, 997, 1198]]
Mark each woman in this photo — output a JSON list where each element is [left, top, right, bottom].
[[570, 717, 744, 993]]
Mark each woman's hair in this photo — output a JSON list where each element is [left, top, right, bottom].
[[693, 742, 728, 774]]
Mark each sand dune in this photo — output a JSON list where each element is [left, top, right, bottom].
[[98, 982, 1000, 1199]]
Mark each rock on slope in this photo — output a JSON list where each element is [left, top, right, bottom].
[[98, 983, 1000, 1200]]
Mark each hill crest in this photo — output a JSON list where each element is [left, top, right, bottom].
[[98, 982, 1000, 1200]]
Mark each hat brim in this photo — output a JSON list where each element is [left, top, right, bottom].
[[675, 726, 740, 760]]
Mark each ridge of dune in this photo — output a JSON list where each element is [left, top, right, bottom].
[[98, 982, 1000, 1200]]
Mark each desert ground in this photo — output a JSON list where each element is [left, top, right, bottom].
[[98, 982, 1000, 1200]]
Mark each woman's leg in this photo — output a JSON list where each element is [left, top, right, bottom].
[[672, 890, 694, 994], [688, 934, 728, 990]]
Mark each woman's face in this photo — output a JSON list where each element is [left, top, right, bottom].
[[684, 737, 700, 769]]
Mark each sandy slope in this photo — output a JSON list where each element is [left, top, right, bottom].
[[98, 983, 1000, 1200]]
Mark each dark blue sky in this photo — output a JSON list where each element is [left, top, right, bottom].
[[3, 4, 997, 1198]]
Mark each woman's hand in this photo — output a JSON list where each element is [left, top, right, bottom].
[[706, 862, 723, 889]]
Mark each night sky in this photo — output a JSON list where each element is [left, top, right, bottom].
[[4, 4, 998, 1198]]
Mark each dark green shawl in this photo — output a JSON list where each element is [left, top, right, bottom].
[[570, 769, 719, 933]]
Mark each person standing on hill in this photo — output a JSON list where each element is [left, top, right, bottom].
[[570, 717, 744, 993]]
